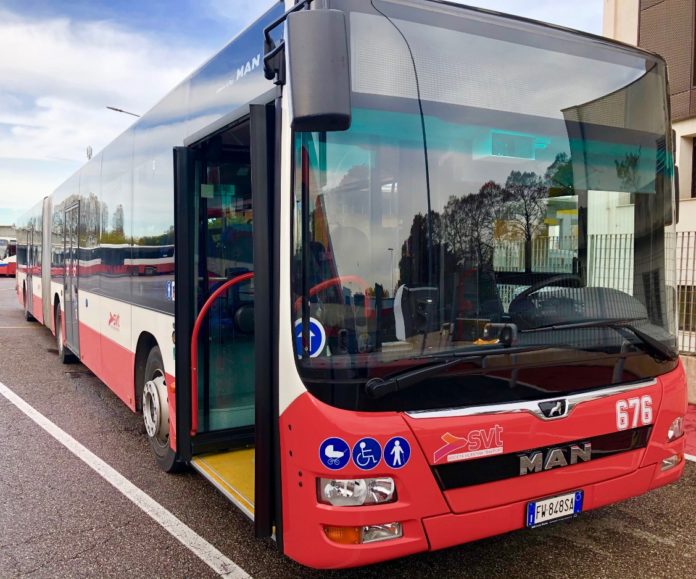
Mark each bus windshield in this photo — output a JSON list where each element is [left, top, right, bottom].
[[291, 0, 677, 410]]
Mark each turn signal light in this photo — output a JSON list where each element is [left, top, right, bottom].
[[324, 525, 362, 545], [323, 522, 403, 544]]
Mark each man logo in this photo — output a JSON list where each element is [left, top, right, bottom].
[[519, 442, 592, 475], [539, 399, 568, 419]]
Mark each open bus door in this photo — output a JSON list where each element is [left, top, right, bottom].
[[174, 102, 279, 540]]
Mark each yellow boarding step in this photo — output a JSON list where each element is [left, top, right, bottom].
[[191, 448, 255, 520]]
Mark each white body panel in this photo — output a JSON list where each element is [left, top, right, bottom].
[[278, 2, 310, 414]]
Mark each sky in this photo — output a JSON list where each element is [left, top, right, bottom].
[[0, 0, 604, 225]]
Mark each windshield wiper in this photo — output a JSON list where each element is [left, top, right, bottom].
[[364, 345, 549, 399], [520, 318, 678, 362]]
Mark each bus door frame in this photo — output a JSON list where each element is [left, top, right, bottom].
[[173, 99, 281, 543], [25, 223, 34, 316], [42, 197, 52, 325], [64, 202, 81, 356]]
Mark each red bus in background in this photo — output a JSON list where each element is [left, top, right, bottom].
[[15, 0, 688, 569], [0, 237, 17, 277]]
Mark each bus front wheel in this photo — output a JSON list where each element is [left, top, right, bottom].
[[142, 346, 182, 472]]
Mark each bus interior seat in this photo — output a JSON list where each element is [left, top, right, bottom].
[[394, 285, 440, 341]]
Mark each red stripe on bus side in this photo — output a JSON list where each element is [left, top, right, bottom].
[[78, 322, 137, 411], [80, 324, 177, 449], [32, 294, 43, 324]]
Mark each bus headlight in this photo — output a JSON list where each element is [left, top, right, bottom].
[[667, 417, 684, 441], [318, 477, 396, 506]]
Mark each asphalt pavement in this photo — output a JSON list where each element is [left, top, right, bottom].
[[0, 277, 694, 578]]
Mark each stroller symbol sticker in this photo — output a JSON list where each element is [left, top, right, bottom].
[[384, 437, 411, 469], [319, 437, 350, 470], [352, 437, 382, 470]]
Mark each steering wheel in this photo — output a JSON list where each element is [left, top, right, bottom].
[[509, 274, 583, 310], [295, 274, 372, 316]]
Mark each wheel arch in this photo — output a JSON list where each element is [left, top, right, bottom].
[[134, 331, 159, 412]]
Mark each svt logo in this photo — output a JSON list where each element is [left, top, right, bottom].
[[108, 313, 120, 330], [433, 425, 504, 464]]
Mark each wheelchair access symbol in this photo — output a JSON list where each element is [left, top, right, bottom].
[[319, 437, 350, 470], [352, 437, 382, 470], [294, 317, 327, 358]]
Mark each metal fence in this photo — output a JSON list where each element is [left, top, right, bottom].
[[678, 231, 696, 353], [493, 236, 578, 273], [587, 233, 634, 295]]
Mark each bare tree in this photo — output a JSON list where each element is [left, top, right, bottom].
[[441, 195, 472, 264], [441, 180, 504, 268], [504, 171, 548, 272]]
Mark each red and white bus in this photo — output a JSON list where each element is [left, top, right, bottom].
[[0, 237, 17, 277], [16, 0, 688, 569]]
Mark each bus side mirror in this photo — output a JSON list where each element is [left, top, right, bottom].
[[286, 9, 351, 132]]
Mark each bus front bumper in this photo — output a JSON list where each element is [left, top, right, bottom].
[[280, 364, 687, 569], [422, 453, 684, 552]]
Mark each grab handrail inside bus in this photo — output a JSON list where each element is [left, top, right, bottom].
[[190, 272, 254, 436]]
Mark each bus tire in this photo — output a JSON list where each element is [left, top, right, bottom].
[[55, 305, 75, 364], [142, 346, 182, 472]]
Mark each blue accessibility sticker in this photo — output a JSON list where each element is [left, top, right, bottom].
[[384, 437, 411, 469], [319, 437, 350, 470], [294, 317, 327, 358], [352, 437, 382, 470]]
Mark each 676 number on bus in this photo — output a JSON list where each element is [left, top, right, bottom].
[[616, 396, 653, 431]]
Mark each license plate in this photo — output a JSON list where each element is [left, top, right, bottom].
[[526, 490, 583, 528]]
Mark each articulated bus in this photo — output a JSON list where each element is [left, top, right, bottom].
[[16, 0, 688, 569], [0, 237, 17, 277]]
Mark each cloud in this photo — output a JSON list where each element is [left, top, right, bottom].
[[203, 0, 276, 28], [0, 9, 210, 164], [0, 0, 603, 220], [0, 158, 80, 224], [0, 6, 219, 218]]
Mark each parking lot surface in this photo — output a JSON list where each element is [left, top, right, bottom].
[[0, 278, 694, 578]]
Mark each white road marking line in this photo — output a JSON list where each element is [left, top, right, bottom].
[[686, 453, 696, 463], [0, 380, 251, 579]]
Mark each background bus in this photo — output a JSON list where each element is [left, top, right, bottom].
[[0, 237, 17, 277], [15, 0, 688, 569]]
